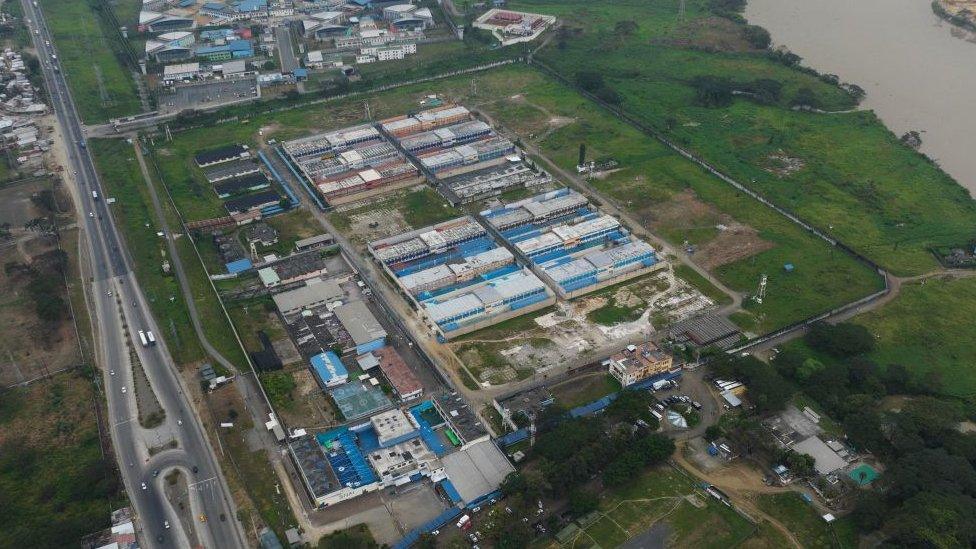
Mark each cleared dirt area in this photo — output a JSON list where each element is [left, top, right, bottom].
[[665, 16, 757, 53], [651, 189, 774, 269], [0, 181, 81, 387], [450, 268, 715, 385]]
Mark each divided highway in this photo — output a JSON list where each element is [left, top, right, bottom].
[[18, 1, 246, 547]]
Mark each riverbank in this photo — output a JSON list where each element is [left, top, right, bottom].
[[931, 0, 976, 32]]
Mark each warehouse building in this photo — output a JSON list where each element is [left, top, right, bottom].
[[162, 61, 203, 83], [373, 346, 423, 401], [397, 247, 514, 297], [195, 143, 251, 167], [380, 105, 471, 137], [417, 136, 515, 177], [257, 252, 329, 288], [283, 124, 421, 205], [398, 120, 491, 154], [422, 268, 554, 339], [223, 189, 280, 219], [538, 239, 662, 298], [294, 233, 335, 252], [214, 172, 270, 198], [369, 216, 487, 267], [515, 214, 622, 259], [272, 278, 344, 316], [204, 158, 260, 183], [310, 350, 349, 388], [441, 161, 552, 204], [334, 300, 387, 354], [484, 188, 589, 232]]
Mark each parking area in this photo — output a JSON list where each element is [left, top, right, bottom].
[[159, 77, 259, 112], [650, 368, 720, 440]]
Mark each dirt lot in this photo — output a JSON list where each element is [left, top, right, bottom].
[[449, 268, 715, 385], [0, 181, 82, 387], [666, 16, 758, 53], [650, 189, 774, 270]]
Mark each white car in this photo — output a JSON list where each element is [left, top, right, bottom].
[[89, 211, 94, 218], [164, 521, 170, 529], [109, 370, 115, 376], [121, 386, 127, 394], [141, 482, 147, 490]]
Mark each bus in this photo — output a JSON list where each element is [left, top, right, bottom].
[[138, 330, 149, 347], [444, 428, 461, 447]]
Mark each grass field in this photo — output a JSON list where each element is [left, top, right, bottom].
[[39, 0, 141, 123], [573, 466, 759, 548], [155, 63, 881, 333], [91, 139, 206, 365], [854, 276, 976, 399], [0, 371, 120, 547], [512, 0, 976, 276], [329, 187, 460, 236], [756, 493, 858, 548]]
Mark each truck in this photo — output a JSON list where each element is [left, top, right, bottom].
[[652, 379, 671, 391], [92, 190, 99, 200], [138, 330, 149, 347], [146, 331, 156, 346], [456, 515, 471, 530], [78, 140, 86, 149]]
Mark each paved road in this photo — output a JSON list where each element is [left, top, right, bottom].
[[19, 2, 245, 547]]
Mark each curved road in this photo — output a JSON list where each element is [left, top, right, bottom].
[[19, 1, 246, 547]]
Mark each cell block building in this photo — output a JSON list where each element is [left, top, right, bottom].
[[282, 124, 421, 205], [440, 161, 553, 204], [398, 120, 491, 154], [417, 136, 516, 177], [484, 189, 667, 299], [369, 216, 554, 339], [379, 104, 471, 137]]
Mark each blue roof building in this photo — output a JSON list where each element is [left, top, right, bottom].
[[196, 39, 254, 61], [310, 351, 348, 388]]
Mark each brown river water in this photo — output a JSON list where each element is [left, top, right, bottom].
[[745, 0, 976, 196]]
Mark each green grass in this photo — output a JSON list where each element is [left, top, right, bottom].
[[91, 139, 205, 365], [855, 276, 976, 399], [39, 0, 141, 123], [550, 373, 621, 409], [317, 523, 378, 548], [516, 0, 976, 276], [0, 373, 122, 547], [587, 298, 643, 325], [156, 63, 881, 333], [579, 466, 757, 547], [329, 187, 461, 235], [756, 493, 858, 548]]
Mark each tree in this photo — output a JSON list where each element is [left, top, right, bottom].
[[805, 322, 875, 357], [606, 390, 654, 424], [851, 491, 887, 532], [576, 70, 605, 92], [690, 76, 734, 108], [704, 425, 723, 442], [742, 25, 771, 49], [790, 86, 820, 109], [262, 60, 276, 70], [568, 489, 599, 517], [887, 449, 976, 502], [614, 20, 638, 36], [578, 143, 586, 166], [595, 86, 623, 105], [633, 433, 674, 464], [885, 492, 976, 548]]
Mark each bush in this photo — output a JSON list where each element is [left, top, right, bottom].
[[742, 25, 771, 49], [805, 322, 875, 357], [595, 86, 623, 105], [576, 70, 605, 92], [690, 76, 734, 108]]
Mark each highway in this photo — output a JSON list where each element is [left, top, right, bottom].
[[18, 1, 246, 547]]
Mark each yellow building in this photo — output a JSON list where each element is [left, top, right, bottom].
[[607, 342, 673, 387]]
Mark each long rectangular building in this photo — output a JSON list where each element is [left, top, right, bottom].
[[369, 216, 487, 266], [283, 124, 381, 159], [538, 240, 661, 298], [398, 247, 514, 296], [315, 161, 420, 204], [442, 161, 552, 204], [422, 269, 554, 338], [418, 136, 515, 175], [516, 214, 621, 258], [380, 105, 471, 137], [398, 120, 491, 153], [484, 188, 589, 232]]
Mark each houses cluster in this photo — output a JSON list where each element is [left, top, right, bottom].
[[193, 143, 297, 224], [0, 49, 48, 166], [301, 8, 430, 66]]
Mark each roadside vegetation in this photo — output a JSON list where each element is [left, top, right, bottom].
[[0, 371, 121, 547], [38, 0, 141, 123]]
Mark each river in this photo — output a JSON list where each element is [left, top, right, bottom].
[[745, 0, 976, 196]]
